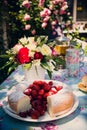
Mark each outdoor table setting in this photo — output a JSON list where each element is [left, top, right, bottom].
[[0, 51, 87, 130]]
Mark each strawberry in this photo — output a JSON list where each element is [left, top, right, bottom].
[[31, 99, 41, 109], [47, 89, 57, 96], [24, 88, 31, 96], [38, 89, 44, 95], [19, 111, 27, 117], [33, 84, 40, 90], [30, 109, 40, 119], [43, 92, 49, 98], [33, 80, 43, 86], [43, 83, 51, 92], [39, 108, 45, 116], [31, 89, 38, 97], [37, 95, 42, 100], [51, 87, 57, 93], [55, 86, 63, 91], [48, 81, 53, 86]]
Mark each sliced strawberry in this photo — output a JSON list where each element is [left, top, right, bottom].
[[51, 87, 57, 93], [55, 86, 63, 91], [46, 89, 57, 96]]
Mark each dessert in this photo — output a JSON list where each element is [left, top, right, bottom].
[[7, 80, 75, 119], [8, 91, 31, 114], [78, 74, 87, 92], [47, 89, 74, 117]]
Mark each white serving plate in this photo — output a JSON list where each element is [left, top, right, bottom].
[[2, 80, 79, 122]]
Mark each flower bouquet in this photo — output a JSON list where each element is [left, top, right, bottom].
[[0, 36, 65, 78], [0, 0, 69, 79]]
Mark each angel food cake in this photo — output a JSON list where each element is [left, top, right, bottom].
[[47, 89, 74, 117], [8, 80, 75, 119], [8, 91, 31, 114]]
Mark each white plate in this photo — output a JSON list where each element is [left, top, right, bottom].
[[2, 80, 79, 122]]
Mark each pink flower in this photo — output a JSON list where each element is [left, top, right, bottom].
[[59, 10, 66, 15], [42, 22, 47, 28], [31, 29, 36, 35], [12, 44, 23, 53], [40, 8, 51, 18], [52, 49, 57, 56], [24, 14, 30, 21], [22, 0, 30, 9], [25, 24, 31, 30], [51, 21, 57, 26], [43, 16, 50, 22], [52, 25, 55, 30], [38, 0, 45, 7]]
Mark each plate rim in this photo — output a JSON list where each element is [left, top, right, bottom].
[[2, 80, 79, 122], [3, 97, 79, 122]]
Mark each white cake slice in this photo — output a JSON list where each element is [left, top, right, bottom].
[[47, 89, 74, 117], [8, 91, 31, 114]]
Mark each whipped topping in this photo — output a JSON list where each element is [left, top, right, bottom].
[[8, 91, 26, 102]]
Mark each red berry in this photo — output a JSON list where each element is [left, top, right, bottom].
[[31, 89, 37, 97], [19, 111, 27, 118], [33, 84, 40, 90], [44, 83, 51, 92], [30, 109, 40, 119], [31, 100, 41, 109], [48, 81, 53, 86], [47, 89, 57, 96], [43, 92, 49, 98], [38, 89, 44, 95], [37, 95, 42, 100]]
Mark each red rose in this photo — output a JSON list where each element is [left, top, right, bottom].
[[16, 47, 31, 64], [34, 52, 43, 60]]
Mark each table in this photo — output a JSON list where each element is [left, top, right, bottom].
[[0, 57, 87, 130]]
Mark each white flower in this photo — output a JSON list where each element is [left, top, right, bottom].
[[19, 36, 29, 45], [25, 43, 36, 57], [41, 44, 52, 56], [27, 37, 36, 44]]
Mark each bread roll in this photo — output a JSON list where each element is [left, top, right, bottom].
[[82, 74, 87, 87], [8, 91, 31, 114], [47, 89, 74, 117]]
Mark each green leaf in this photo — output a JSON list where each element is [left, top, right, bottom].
[[41, 63, 52, 72], [47, 70, 52, 79], [0, 55, 10, 58]]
